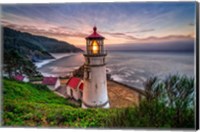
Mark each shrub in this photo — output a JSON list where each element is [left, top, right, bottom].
[[106, 74, 195, 128]]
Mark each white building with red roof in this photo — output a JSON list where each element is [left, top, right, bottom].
[[14, 74, 29, 82], [42, 77, 60, 90], [66, 77, 84, 101]]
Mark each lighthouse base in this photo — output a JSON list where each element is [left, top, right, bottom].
[[81, 100, 110, 109]]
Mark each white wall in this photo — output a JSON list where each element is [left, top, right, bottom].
[[82, 56, 109, 108], [23, 77, 29, 82], [72, 89, 80, 101], [66, 86, 72, 97], [47, 85, 55, 91], [54, 79, 61, 90], [66, 86, 82, 100]]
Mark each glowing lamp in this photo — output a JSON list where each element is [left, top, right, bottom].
[[91, 40, 99, 54]]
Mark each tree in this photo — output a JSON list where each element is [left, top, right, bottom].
[[3, 50, 41, 78]]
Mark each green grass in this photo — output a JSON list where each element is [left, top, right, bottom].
[[3, 79, 116, 127], [2, 75, 195, 128]]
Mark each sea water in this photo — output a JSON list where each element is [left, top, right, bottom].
[[38, 51, 195, 89]]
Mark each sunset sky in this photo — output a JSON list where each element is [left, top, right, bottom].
[[1, 2, 196, 50]]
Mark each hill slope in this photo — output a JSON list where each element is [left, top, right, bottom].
[[3, 27, 83, 61], [2, 77, 194, 128], [3, 79, 115, 127]]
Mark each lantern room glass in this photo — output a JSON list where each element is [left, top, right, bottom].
[[91, 40, 100, 54]]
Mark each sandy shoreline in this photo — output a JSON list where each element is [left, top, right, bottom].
[[34, 53, 76, 69], [34, 53, 80, 77]]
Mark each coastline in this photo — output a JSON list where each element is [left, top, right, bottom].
[[35, 54, 146, 91], [109, 79, 145, 95], [33, 51, 194, 92], [34, 52, 77, 69]]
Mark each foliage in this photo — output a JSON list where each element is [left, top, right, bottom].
[[3, 79, 115, 127], [3, 50, 41, 78], [29, 76, 44, 82], [73, 65, 84, 79], [3, 27, 82, 53], [106, 74, 195, 128], [3, 74, 195, 128]]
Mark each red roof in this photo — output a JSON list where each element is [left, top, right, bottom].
[[86, 26, 105, 39], [42, 77, 58, 85], [14, 75, 24, 81], [79, 82, 84, 91], [66, 77, 82, 89]]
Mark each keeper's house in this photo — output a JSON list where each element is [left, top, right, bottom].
[[42, 77, 60, 90], [66, 77, 84, 101], [14, 74, 29, 82]]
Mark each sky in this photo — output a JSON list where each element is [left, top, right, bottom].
[[1, 2, 196, 50]]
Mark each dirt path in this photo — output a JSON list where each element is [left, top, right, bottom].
[[107, 80, 143, 108]]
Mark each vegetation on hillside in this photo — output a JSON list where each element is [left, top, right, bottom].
[[106, 75, 195, 128], [3, 27, 82, 78], [3, 27, 54, 61], [3, 79, 115, 127], [73, 65, 84, 78], [3, 50, 41, 78], [3, 74, 195, 128], [3, 27, 83, 56]]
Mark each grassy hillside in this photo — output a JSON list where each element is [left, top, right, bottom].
[[2, 75, 195, 128], [2, 79, 116, 127]]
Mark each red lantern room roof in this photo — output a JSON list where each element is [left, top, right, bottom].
[[86, 26, 105, 39]]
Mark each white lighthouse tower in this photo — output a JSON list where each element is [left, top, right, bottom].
[[82, 26, 110, 108]]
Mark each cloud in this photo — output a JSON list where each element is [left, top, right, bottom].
[[100, 30, 193, 43], [100, 31, 126, 36], [126, 29, 155, 33], [2, 22, 88, 38], [189, 23, 194, 26], [1, 3, 195, 46], [138, 35, 193, 41]]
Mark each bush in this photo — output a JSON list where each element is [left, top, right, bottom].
[[106, 74, 195, 128]]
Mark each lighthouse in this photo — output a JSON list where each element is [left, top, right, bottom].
[[82, 26, 110, 108]]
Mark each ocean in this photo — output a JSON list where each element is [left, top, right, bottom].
[[37, 51, 195, 89]]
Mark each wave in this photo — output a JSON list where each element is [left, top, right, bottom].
[[34, 59, 54, 68], [40, 72, 58, 77], [50, 53, 75, 59], [111, 74, 124, 82]]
